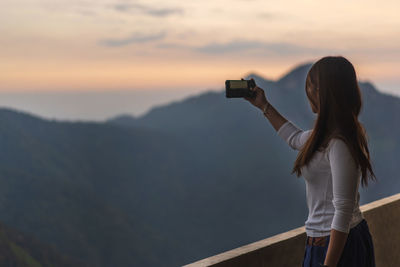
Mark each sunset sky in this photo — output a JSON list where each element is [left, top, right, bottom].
[[1, 0, 399, 119]]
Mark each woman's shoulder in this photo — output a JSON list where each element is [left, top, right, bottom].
[[319, 133, 348, 153], [325, 136, 360, 173], [325, 135, 353, 161]]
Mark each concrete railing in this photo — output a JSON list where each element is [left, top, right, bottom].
[[184, 193, 400, 267]]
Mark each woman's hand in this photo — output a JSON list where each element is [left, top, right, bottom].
[[242, 78, 288, 131], [243, 78, 268, 111]]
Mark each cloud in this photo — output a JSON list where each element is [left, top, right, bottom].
[[193, 40, 325, 55], [99, 31, 167, 47], [156, 42, 187, 49], [257, 12, 279, 19], [156, 39, 331, 58], [113, 3, 183, 17], [194, 40, 266, 53]]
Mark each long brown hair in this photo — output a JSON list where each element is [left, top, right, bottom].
[[292, 56, 376, 187]]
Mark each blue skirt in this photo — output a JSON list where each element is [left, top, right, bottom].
[[302, 219, 376, 267]]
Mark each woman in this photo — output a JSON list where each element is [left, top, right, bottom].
[[244, 56, 376, 267]]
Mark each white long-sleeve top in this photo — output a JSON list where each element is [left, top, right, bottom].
[[277, 120, 364, 237]]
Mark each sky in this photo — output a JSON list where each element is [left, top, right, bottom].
[[1, 0, 399, 120]]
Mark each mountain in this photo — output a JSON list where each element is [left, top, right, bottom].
[[0, 108, 188, 266], [107, 62, 400, 264], [108, 63, 400, 204], [0, 61, 398, 267], [277, 62, 310, 83]]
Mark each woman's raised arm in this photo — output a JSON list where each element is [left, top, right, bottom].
[[243, 78, 287, 131], [243, 78, 312, 150]]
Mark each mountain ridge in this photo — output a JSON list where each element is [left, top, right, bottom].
[[108, 61, 388, 124], [0, 60, 398, 267]]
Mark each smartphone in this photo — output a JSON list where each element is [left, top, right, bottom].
[[225, 79, 256, 98]]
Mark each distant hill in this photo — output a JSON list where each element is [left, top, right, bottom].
[[0, 61, 398, 267], [108, 62, 400, 204], [107, 62, 400, 264], [0, 108, 188, 266]]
